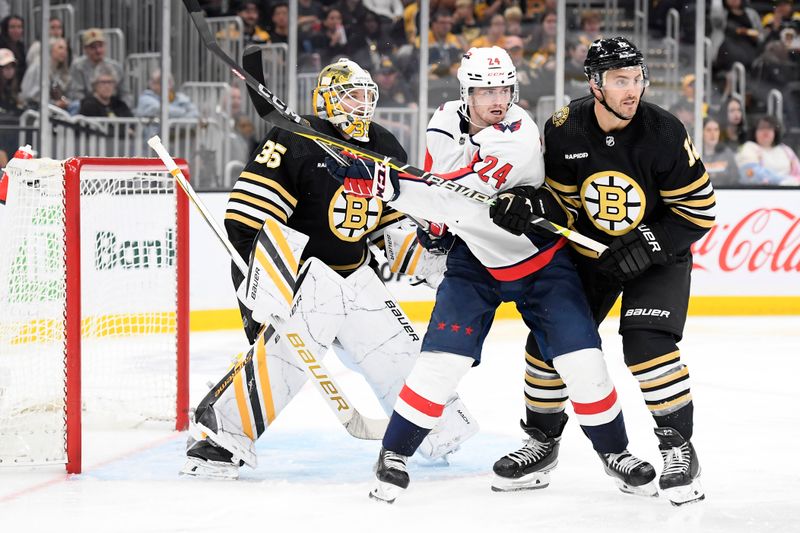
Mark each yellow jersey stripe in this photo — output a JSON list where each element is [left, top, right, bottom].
[[545, 177, 578, 193], [640, 366, 690, 389], [239, 171, 298, 207], [665, 194, 717, 208], [670, 207, 717, 228], [525, 352, 556, 371], [648, 393, 693, 412], [229, 192, 290, 222], [225, 211, 267, 229], [660, 173, 710, 198], [525, 374, 565, 387]]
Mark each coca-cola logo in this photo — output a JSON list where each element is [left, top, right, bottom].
[[692, 208, 800, 272]]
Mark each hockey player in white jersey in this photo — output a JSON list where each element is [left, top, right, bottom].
[[327, 46, 656, 503]]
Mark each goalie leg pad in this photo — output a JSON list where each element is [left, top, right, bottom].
[[551, 348, 628, 454], [334, 264, 421, 414]]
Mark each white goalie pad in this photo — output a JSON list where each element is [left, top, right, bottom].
[[384, 222, 448, 289], [238, 218, 309, 324]]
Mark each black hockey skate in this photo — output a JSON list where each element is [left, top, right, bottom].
[[181, 439, 240, 480], [491, 421, 561, 492], [598, 449, 658, 497], [654, 427, 705, 506], [369, 447, 410, 504]]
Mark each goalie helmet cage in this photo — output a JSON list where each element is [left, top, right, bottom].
[[0, 157, 189, 474]]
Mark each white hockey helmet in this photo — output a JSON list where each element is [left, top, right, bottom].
[[457, 46, 519, 110], [313, 58, 379, 142]]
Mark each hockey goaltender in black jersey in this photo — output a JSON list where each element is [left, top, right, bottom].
[[182, 59, 478, 480], [225, 114, 405, 294]]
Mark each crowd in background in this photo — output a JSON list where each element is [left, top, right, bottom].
[[1, 0, 800, 186]]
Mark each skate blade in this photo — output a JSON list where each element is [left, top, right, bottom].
[[614, 478, 659, 497], [369, 480, 404, 504], [663, 479, 705, 506], [180, 457, 239, 480], [491, 471, 551, 492]]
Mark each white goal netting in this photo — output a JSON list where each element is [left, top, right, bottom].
[[0, 158, 183, 467]]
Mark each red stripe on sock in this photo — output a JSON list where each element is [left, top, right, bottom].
[[398, 385, 445, 417], [571, 389, 618, 415]]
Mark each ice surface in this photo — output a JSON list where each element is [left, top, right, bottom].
[[2, 317, 799, 533]]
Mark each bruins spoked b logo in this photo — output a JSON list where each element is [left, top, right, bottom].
[[581, 171, 645, 235], [328, 186, 382, 241]]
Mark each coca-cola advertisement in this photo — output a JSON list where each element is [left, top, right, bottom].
[[691, 190, 800, 296]]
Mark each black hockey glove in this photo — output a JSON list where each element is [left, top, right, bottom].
[[490, 186, 568, 236], [325, 154, 400, 201], [596, 223, 674, 282], [416, 222, 455, 255]]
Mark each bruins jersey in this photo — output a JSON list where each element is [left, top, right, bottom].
[[224, 116, 407, 275], [544, 95, 716, 257]]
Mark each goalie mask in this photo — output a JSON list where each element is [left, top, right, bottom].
[[313, 58, 378, 142], [457, 46, 519, 114]]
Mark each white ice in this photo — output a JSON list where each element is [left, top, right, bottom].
[[2, 316, 799, 533]]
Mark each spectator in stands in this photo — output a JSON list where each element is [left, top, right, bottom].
[[374, 56, 416, 107], [471, 13, 508, 49], [577, 9, 603, 47], [268, 3, 290, 44], [298, 0, 326, 34], [762, 0, 800, 43], [452, 0, 481, 49], [719, 96, 748, 150], [362, 0, 404, 25], [0, 15, 25, 82], [528, 10, 557, 70], [670, 99, 695, 132], [237, 0, 269, 45], [351, 11, 396, 71], [0, 47, 20, 115], [219, 84, 257, 165], [26, 17, 71, 67], [564, 39, 588, 82], [504, 6, 524, 38], [78, 63, 132, 118], [135, 69, 199, 120], [68, 29, 130, 111], [678, 74, 709, 118], [20, 37, 70, 109], [714, 0, 763, 72], [0, 47, 19, 163], [305, 8, 353, 65], [752, 40, 800, 109], [503, 34, 542, 110], [424, 10, 465, 79], [334, 0, 368, 36], [702, 117, 742, 187], [737, 115, 800, 185]]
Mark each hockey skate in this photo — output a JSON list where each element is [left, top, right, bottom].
[[369, 447, 410, 504], [491, 421, 561, 492], [654, 427, 705, 506], [598, 449, 658, 497], [181, 439, 240, 480]]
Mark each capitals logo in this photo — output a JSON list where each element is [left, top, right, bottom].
[[492, 119, 522, 133]]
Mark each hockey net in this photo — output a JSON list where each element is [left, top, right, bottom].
[[0, 157, 189, 473]]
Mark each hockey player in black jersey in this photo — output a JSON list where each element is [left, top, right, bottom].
[[491, 37, 714, 506], [181, 59, 477, 479]]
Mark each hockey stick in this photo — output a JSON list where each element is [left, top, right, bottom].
[[181, 0, 607, 254], [147, 135, 388, 440]]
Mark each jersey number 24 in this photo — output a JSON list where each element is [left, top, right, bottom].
[[475, 156, 513, 188]]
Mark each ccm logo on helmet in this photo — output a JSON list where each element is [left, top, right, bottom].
[[624, 308, 671, 318]]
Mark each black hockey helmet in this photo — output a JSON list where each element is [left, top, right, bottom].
[[584, 37, 648, 88]]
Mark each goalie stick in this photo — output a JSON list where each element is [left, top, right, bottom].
[[147, 135, 388, 441], [181, 0, 607, 255]]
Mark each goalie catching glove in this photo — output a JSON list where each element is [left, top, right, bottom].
[[489, 186, 568, 236], [596, 223, 674, 282], [325, 153, 403, 201]]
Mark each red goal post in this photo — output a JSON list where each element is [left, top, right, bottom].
[[0, 157, 189, 474]]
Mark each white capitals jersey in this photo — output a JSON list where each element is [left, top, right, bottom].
[[391, 101, 564, 281]]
